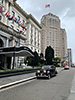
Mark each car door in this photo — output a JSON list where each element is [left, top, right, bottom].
[[51, 65, 55, 75]]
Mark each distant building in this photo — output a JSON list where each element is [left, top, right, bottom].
[[41, 13, 67, 59], [60, 29, 67, 60], [67, 48, 72, 67]]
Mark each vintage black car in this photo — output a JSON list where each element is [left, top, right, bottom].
[[36, 65, 57, 79]]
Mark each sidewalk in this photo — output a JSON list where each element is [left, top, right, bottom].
[[56, 67, 64, 73], [67, 71, 75, 100], [0, 73, 35, 87]]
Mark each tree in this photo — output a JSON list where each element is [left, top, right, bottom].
[[33, 51, 39, 66], [25, 56, 34, 66], [53, 57, 61, 67], [45, 46, 54, 65], [40, 53, 44, 59], [39, 53, 45, 66], [25, 51, 39, 67]]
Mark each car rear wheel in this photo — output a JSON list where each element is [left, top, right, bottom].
[[36, 76, 39, 79]]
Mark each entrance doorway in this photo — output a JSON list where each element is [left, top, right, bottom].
[[0, 39, 4, 69], [6, 57, 11, 69]]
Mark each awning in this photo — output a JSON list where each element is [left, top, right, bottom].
[[0, 46, 34, 57]]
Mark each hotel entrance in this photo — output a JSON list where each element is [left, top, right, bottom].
[[0, 46, 34, 69]]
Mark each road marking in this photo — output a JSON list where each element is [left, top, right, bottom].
[[71, 90, 75, 94], [0, 76, 36, 92], [0, 79, 36, 92]]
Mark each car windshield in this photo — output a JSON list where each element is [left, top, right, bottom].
[[42, 65, 51, 69]]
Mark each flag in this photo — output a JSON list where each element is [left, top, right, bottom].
[[0, 6, 3, 14], [18, 20, 22, 26], [16, 18, 20, 24], [19, 30, 23, 33], [21, 24, 25, 29], [8, 15, 13, 20], [13, 16, 17, 22], [45, 4, 50, 8], [21, 24, 27, 30], [5, 11, 10, 17]]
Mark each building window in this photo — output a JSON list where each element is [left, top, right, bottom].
[[11, 25, 14, 29], [22, 20, 25, 31], [0, 16, 2, 21], [38, 43, 39, 47], [0, 0, 3, 4], [17, 16, 20, 27], [38, 50, 39, 53], [12, 11, 15, 16], [35, 41, 36, 45], [31, 47, 33, 50], [22, 20, 25, 25], [17, 29, 19, 32], [12, 11, 15, 24], [31, 28, 33, 33], [31, 39, 33, 44]]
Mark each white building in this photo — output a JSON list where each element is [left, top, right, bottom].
[[26, 14, 41, 55], [0, 0, 27, 47], [0, 0, 41, 69]]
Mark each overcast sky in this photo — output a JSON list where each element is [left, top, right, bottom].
[[17, 0, 75, 63]]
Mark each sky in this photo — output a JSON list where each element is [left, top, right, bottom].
[[17, 0, 75, 63]]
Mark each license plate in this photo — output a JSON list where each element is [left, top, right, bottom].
[[41, 73, 42, 76]]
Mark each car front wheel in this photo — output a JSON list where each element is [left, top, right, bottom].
[[48, 74, 51, 79]]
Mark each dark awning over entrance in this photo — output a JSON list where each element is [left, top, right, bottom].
[[0, 46, 34, 57]]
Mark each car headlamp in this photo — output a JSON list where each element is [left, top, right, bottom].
[[37, 70, 40, 73], [43, 70, 46, 73], [47, 71, 50, 73]]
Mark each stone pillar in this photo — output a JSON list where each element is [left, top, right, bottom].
[[6, 38, 9, 47]]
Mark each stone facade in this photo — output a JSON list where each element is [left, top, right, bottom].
[[0, 0, 41, 69], [41, 13, 67, 59], [26, 14, 41, 55]]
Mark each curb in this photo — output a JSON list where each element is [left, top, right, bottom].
[[56, 68, 64, 73], [67, 73, 75, 100], [0, 68, 63, 90], [0, 76, 36, 90]]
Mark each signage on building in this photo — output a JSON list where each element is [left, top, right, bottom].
[[9, 0, 16, 4], [9, 0, 14, 4]]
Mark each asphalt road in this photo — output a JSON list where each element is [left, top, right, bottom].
[[0, 68, 75, 100]]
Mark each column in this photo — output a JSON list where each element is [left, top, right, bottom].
[[6, 38, 9, 47]]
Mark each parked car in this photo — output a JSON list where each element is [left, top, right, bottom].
[[36, 65, 57, 79], [64, 65, 69, 70]]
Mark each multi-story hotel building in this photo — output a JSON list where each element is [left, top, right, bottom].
[[26, 14, 41, 54], [0, 0, 41, 69], [41, 13, 67, 59]]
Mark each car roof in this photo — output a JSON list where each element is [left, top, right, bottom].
[[42, 65, 53, 67], [42, 65, 52, 68]]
